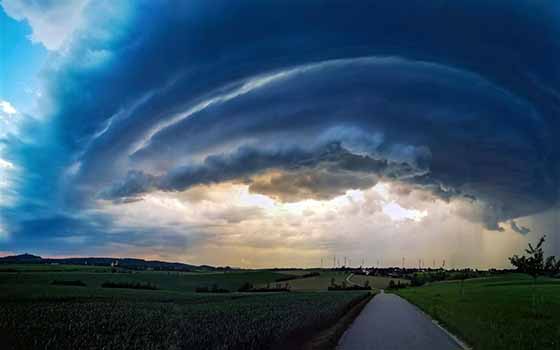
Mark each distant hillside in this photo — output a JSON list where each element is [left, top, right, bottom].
[[0, 253, 219, 272]]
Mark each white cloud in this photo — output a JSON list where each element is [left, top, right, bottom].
[[0, 158, 15, 170], [382, 201, 427, 222], [93, 181, 529, 268], [1, 0, 89, 50], [0, 100, 17, 115]]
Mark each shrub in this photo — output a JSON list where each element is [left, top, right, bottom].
[[51, 280, 86, 287], [195, 285, 230, 293], [101, 281, 158, 290], [237, 282, 254, 292]]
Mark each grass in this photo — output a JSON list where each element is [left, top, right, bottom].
[[0, 268, 291, 300], [0, 290, 368, 349], [395, 273, 560, 350], [101, 281, 158, 290], [271, 271, 406, 291], [281, 271, 350, 291], [0, 264, 112, 272], [349, 274, 409, 289], [0, 264, 371, 349]]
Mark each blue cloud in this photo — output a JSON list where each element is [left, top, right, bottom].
[[2, 0, 559, 253]]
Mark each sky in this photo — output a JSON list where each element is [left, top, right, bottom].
[[0, 0, 559, 268]]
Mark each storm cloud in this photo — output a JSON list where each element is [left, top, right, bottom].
[[2, 0, 559, 255]]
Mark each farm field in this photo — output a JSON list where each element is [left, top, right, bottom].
[[0, 267, 291, 300], [0, 263, 112, 272], [349, 274, 409, 289], [395, 273, 560, 350], [0, 265, 372, 349], [0, 291, 369, 350], [275, 271, 405, 291], [280, 271, 349, 291]]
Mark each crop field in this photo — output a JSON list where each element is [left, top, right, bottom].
[[395, 273, 560, 350], [0, 290, 368, 349], [0, 268, 291, 300], [0, 265, 372, 349], [0, 263, 112, 272], [271, 271, 406, 291], [281, 271, 349, 291], [348, 274, 409, 289]]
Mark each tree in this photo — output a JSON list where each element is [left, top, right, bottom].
[[509, 235, 560, 314], [509, 235, 560, 280]]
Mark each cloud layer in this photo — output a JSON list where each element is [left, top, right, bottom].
[[1, 0, 559, 262]]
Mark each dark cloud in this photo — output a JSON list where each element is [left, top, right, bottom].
[[101, 141, 424, 202], [510, 220, 531, 235], [248, 169, 376, 203], [106, 57, 554, 230], [3, 0, 560, 253]]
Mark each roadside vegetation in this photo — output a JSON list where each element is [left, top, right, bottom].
[[395, 236, 560, 350]]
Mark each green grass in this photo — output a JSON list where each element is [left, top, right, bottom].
[[272, 271, 407, 291], [0, 265, 372, 349], [0, 269, 291, 300], [280, 271, 350, 291], [349, 274, 409, 289], [1, 292, 369, 350], [0, 263, 112, 272], [395, 273, 560, 350]]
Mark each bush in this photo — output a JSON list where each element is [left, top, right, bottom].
[[238, 282, 254, 292], [101, 281, 158, 290], [387, 280, 407, 290], [275, 276, 298, 282], [51, 280, 86, 287], [195, 284, 230, 293], [242, 287, 290, 293], [276, 272, 320, 282]]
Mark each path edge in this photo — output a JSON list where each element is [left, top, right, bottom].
[[393, 292, 472, 350], [300, 292, 375, 350]]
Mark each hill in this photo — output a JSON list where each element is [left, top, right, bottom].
[[0, 253, 218, 272]]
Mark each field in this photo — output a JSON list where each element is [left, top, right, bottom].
[[273, 270, 405, 291], [0, 264, 371, 349], [349, 274, 409, 289], [395, 273, 560, 350], [0, 266, 291, 300]]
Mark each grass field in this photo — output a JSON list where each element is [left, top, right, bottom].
[[0, 263, 112, 272], [272, 271, 406, 291], [395, 273, 560, 350], [0, 267, 291, 300], [1, 291, 369, 349], [283, 271, 349, 291], [349, 274, 409, 289], [0, 264, 371, 349]]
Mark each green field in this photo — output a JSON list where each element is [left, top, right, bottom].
[[0, 263, 112, 272], [349, 274, 409, 289], [271, 271, 404, 291], [395, 273, 560, 350], [0, 265, 371, 349], [0, 267, 291, 300]]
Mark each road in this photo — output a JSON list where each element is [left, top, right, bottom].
[[337, 291, 463, 350]]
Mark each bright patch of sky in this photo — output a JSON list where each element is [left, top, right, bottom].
[[0, 7, 47, 114]]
